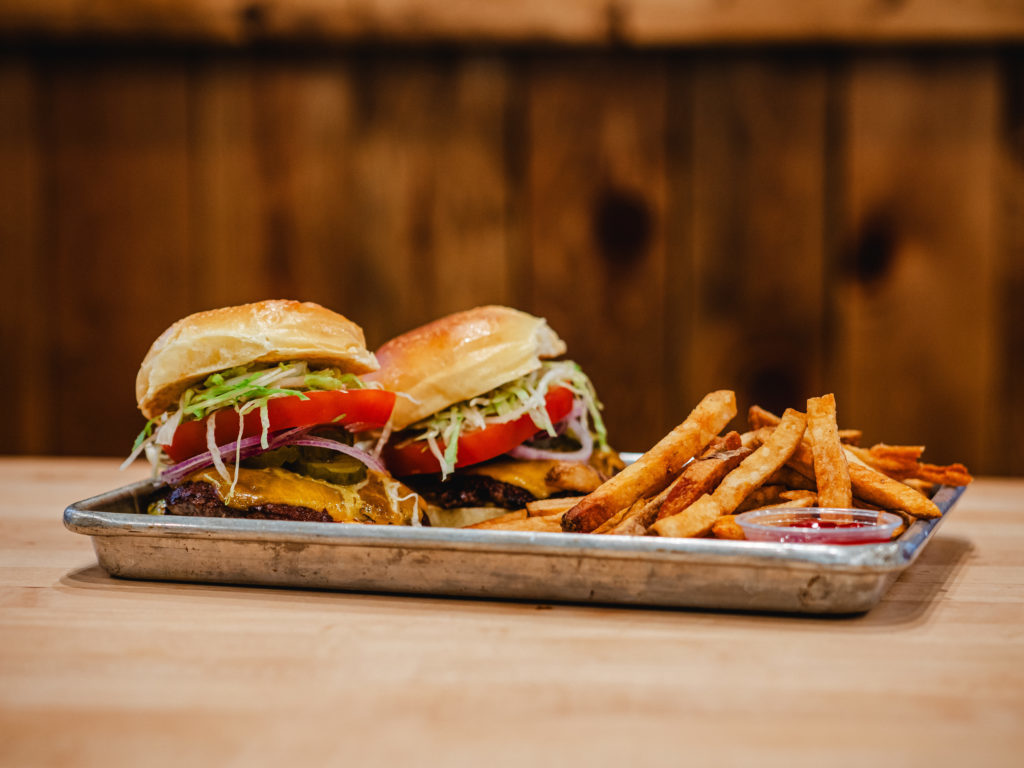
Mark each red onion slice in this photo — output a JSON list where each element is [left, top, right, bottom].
[[283, 437, 386, 474], [158, 427, 384, 484], [160, 427, 309, 484], [508, 401, 594, 462]]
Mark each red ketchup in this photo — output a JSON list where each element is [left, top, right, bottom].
[[773, 518, 890, 544]]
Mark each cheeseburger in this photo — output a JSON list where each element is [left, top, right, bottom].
[[368, 306, 621, 521], [125, 300, 423, 524]]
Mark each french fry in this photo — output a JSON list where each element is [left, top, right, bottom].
[[606, 516, 649, 537], [652, 409, 807, 537], [902, 478, 936, 496], [758, 403, 972, 490], [562, 390, 737, 533], [914, 462, 972, 486], [780, 489, 817, 503], [593, 434, 745, 535], [711, 515, 745, 540], [756, 403, 947, 521], [766, 466, 817, 492], [846, 461, 942, 518], [476, 512, 566, 532], [709, 409, 807, 514], [748, 404, 780, 430], [788, 441, 942, 519], [742, 495, 817, 513], [649, 494, 724, 538], [839, 429, 863, 445], [525, 497, 581, 517], [654, 446, 752, 520], [889, 508, 914, 538], [593, 438, 746, 535], [592, 499, 644, 534], [806, 394, 852, 508], [734, 484, 787, 513], [466, 509, 528, 529], [739, 430, 761, 449]]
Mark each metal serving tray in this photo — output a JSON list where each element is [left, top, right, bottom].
[[63, 463, 965, 614]]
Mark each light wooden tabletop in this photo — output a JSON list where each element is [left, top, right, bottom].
[[1, 457, 1022, 767]]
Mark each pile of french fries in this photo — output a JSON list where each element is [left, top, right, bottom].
[[467, 390, 972, 540]]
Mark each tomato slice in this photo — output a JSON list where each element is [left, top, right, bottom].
[[162, 389, 396, 463], [383, 386, 575, 475]]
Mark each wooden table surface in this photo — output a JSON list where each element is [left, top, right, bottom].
[[1, 458, 1022, 767]]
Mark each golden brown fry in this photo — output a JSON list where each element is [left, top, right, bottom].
[[870, 443, 926, 462], [748, 405, 781, 430], [902, 478, 937, 496], [710, 409, 807, 515], [597, 441, 750, 535], [592, 500, 642, 534], [785, 434, 942, 520], [915, 462, 972, 486], [838, 429, 862, 445], [476, 513, 565, 532], [742, 496, 817, 513], [562, 390, 737, 533], [606, 516, 649, 537], [704, 431, 743, 455], [466, 509, 528, 529], [711, 515, 745, 540], [734, 485, 787, 513], [847, 443, 972, 487], [525, 497, 581, 517], [739, 430, 761, 450], [847, 457, 941, 519], [806, 394, 852, 508], [888, 508, 914, 538], [655, 447, 752, 520], [652, 409, 807, 538], [780, 489, 817, 503], [753, 405, 860, 446], [649, 494, 723, 538], [766, 466, 817, 492]]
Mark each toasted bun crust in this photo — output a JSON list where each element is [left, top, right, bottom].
[[367, 306, 566, 429], [136, 300, 377, 419]]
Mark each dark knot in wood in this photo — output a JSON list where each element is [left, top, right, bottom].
[[592, 187, 653, 265]]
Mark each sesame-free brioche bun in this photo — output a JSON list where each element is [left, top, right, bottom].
[[136, 300, 377, 419], [367, 306, 566, 430]]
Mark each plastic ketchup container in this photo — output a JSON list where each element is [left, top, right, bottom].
[[733, 508, 902, 545]]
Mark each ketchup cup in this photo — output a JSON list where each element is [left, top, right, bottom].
[[734, 508, 903, 545]]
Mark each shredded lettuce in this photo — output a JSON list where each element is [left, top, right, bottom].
[[126, 361, 374, 472], [408, 360, 607, 478]]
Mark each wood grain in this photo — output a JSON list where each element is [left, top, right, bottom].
[[685, 54, 829, 418], [339, 54, 511, 347], [0, 59, 47, 453], [0, 47, 1018, 474], [44, 57, 193, 456], [835, 54, 999, 471], [2, 1, 1024, 44], [525, 54, 669, 449], [1, 457, 1023, 766]]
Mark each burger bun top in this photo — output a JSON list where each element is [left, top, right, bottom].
[[367, 305, 566, 429], [136, 299, 377, 419]]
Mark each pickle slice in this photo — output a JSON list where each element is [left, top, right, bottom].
[[298, 456, 367, 485]]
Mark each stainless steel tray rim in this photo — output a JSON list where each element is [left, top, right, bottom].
[[64, 482, 964, 575]]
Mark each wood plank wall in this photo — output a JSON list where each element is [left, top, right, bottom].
[[1, 47, 1021, 475]]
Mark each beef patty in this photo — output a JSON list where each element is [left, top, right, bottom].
[[401, 473, 538, 510], [165, 481, 334, 522]]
